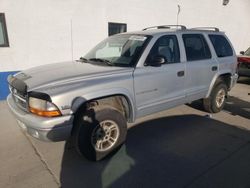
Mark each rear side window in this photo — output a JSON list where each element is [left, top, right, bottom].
[[183, 34, 211, 61], [209, 35, 233, 57]]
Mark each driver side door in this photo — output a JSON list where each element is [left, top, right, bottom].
[[133, 35, 186, 118]]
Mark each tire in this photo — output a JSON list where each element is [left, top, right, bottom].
[[72, 107, 127, 161], [203, 82, 228, 113]]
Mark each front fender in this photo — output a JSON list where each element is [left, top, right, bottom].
[[71, 88, 136, 122]]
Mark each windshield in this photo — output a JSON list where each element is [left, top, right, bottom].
[[245, 47, 250, 56], [84, 34, 150, 67]]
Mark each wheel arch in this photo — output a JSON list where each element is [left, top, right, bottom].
[[206, 73, 232, 98], [71, 89, 136, 123]]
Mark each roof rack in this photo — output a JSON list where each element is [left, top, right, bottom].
[[142, 25, 187, 31], [190, 27, 220, 32]]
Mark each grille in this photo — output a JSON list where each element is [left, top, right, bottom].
[[9, 85, 28, 111]]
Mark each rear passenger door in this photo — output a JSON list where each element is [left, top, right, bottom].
[[182, 34, 218, 101], [208, 34, 235, 74]]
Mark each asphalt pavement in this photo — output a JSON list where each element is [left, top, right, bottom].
[[0, 77, 250, 188]]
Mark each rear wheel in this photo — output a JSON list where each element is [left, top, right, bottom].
[[72, 107, 127, 161], [203, 82, 228, 113]]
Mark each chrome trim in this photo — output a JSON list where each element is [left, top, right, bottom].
[[13, 93, 26, 102], [9, 84, 28, 111]]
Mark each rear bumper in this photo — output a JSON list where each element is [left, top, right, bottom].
[[229, 73, 238, 90], [7, 94, 73, 141]]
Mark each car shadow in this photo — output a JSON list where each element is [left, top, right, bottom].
[[224, 96, 250, 120], [186, 99, 204, 112], [238, 77, 250, 85], [188, 95, 250, 120], [59, 115, 250, 188]]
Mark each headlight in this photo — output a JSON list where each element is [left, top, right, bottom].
[[29, 97, 61, 117]]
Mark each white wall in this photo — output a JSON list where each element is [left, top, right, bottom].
[[0, 0, 250, 71], [178, 0, 250, 54]]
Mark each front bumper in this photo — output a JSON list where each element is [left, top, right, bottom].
[[7, 94, 73, 141]]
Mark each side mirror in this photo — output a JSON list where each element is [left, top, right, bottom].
[[240, 51, 245, 55], [147, 56, 166, 67]]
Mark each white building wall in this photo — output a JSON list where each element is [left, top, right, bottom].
[[0, 0, 250, 72]]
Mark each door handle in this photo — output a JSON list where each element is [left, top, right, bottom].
[[212, 66, 218, 71], [177, 71, 185, 77]]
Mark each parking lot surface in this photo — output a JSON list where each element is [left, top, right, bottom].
[[0, 78, 250, 188]]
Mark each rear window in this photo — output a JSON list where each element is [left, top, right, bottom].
[[209, 35, 233, 57]]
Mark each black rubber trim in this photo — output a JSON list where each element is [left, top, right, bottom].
[[212, 66, 218, 71], [177, 71, 185, 77], [132, 35, 153, 67], [28, 91, 52, 102], [7, 75, 27, 95]]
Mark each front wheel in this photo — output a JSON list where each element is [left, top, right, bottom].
[[203, 82, 228, 113], [72, 107, 127, 161]]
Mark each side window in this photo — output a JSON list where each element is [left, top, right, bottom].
[[0, 13, 9, 47], [183, 34, 211, 61], [209, 35, 233, 57], [147, 35, 180, 64]]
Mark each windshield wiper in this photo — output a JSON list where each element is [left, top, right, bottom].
[[78, 57, 89, 63], [89, 58, 114, 66]]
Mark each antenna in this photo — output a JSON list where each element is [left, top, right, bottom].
[[70, 19, 74, 62], [177, 5, 181, 26]]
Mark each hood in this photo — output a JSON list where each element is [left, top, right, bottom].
[[15, 61, 133, 91]]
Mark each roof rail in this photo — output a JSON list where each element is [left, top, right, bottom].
[[142, 25, 187, 31], [190, 27, 220, 32]]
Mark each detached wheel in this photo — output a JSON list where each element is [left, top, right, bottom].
[[203, 82, 228, 113], [72, 107, 127, 161]]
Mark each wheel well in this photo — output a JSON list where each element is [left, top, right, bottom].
[[216, 73, 231, 89], [74, 95, 131, 122]]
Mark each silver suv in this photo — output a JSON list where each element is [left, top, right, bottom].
[[7, 25, 238, 161]]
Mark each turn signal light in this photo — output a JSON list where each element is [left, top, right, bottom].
[[29, 107, 61, 117]]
